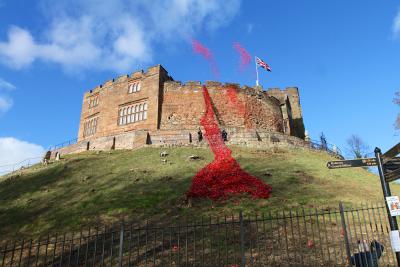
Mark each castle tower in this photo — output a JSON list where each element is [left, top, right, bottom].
[[266, 87, 305, 139], [77, 65, 172, 142]]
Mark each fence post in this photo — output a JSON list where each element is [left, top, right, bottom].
[[118, 222, 124, 267], [239, 210, 246, 267], [339, 202, 352, 265]]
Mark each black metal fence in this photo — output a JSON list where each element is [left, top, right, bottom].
[[48, 138, 78, 151], [1, 203, 397, 266], [309, 139, 344, 159]]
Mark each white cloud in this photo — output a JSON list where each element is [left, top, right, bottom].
[[0, 137, 45, 175], [0, 78, 15, 114], [0, 95, 12, 113], [0, 78, 16, 90], [393, 11, 400, 37], [0, 0, 241, 72]]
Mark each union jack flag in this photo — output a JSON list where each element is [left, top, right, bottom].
[[256, 56, 271, 72]]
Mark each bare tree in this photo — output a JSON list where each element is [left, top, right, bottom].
[[346, 135, 369, 159]]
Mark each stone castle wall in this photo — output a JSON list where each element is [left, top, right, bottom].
[[77, 65, 171, 142], [51, 127, 310, 159], [55, 64, 307, 158], [267, 87, 305, 139], [160, 81, 285, 132]]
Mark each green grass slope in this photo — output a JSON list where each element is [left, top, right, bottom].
[[0, 146, 395, 240]]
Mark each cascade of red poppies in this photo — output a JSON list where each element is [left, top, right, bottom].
[[192, 39, 220, 78], [187, 86, 272, 200], [233, 42, 252, 71]]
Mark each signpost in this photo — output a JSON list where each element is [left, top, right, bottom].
[[327, 143, 400, 266], [327, 157, 400, 170], [326, 158, 377, 169]]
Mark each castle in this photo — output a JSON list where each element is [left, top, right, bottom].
[[52, 64, 308, 156]]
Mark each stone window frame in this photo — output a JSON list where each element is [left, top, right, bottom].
[[88, 94, 99, 109], [118, 100, 148, 126], [83, 116, 99, 137], [128, 81, 141, 94]]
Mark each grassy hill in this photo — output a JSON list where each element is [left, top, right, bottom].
[[0, 146, 395, 241]]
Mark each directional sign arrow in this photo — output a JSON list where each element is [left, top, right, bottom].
[[382, 143, 400, 164], [327, 158, 377, 169], [385, 167, 400, 182], [385, 159, 400, 172]]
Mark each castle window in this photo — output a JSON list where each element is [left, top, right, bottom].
[[118, 100, 148, 126], [89, 95, 99, 108], [128, 82, 141, 94], [143, 103, 148, 119], [83, 117, 98, 137]]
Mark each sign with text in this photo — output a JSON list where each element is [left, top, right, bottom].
[[385, 158, 400, 172], [390, 230, 400, 252], [382, 143, 400, 164], [327, 158, 377, 169], [326, 157, 400, 170], [385, 168, 400, 183], [386, 196, 400, 216]]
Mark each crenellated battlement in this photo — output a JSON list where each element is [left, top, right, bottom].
[[84, 64, 168, 97], [163, 80, 268, 98]]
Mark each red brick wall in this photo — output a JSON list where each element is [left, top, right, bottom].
[[160, 82, 284, 132]]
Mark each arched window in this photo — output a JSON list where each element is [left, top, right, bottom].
[[128, 107, 131, 114], [137, 82, 141, 91]]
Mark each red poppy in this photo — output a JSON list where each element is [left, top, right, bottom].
[[172, 245, 179, 252]]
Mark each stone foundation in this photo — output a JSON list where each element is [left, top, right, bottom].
[[50, 128, 311, 158]]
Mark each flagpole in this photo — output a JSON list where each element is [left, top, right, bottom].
[[255, 56, 259, 86]]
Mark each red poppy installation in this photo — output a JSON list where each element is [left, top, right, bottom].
[[233, 42, 252, 71], [192, 39, 219, 78], [187, 86, 272, 200]]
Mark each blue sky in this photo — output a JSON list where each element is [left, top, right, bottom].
[[0, 0, 399, 167]]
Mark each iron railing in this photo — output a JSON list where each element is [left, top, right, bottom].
[[309, 139, 344, 159], [48, 138, 78, 151], [0, 202, 396, 266], [0, 157, 42, 177]]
